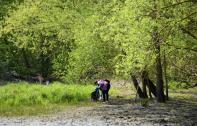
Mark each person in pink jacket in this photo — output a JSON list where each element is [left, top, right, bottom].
[[97, 80, 108, 102]]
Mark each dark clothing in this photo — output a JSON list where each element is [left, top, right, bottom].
[[91, 86, 100, 101], [105, 79, 111, 91], [106, 84, 110, 101], [107, 83, 110, 91], [106, 89, 109, 99], [101, 79, 110, 101], [102, 90, 108, 102]]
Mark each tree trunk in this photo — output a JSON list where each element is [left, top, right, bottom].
[[155, 50, 165, 102], [152, 0, 165, 103], [153, 27, 165, 102], [164, 50, 169, 100], [142, 71, 157, 97], [141, 71, 148, 98], [147, 78, 157, 97], [40, 53, 50, 78], [131, 75, 146, 98], [153, 30, 165, 102], [148, 88, 152, 98]]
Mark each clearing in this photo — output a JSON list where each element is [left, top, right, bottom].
[[0, 82, 196, 126]]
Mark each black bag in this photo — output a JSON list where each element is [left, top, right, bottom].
[[91, 90, 100, 101]]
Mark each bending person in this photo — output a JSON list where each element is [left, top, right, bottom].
[[97, 80, 108, 102]]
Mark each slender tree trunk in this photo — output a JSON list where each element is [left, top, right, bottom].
[[142, 71, 157, 97], [141, 71, 148, 98], [153, 0, 165, 102], [147, 78, 157, 97], [164, 50, 169, 100], [148, 87, 152, 98], [142, 82, 148, 98], [131, 75, 146, 98], [40, 53, 46, 77]]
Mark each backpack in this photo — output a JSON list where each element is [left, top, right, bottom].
[[104, 79, 111, 90]]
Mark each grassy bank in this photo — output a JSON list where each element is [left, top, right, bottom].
[[0, 82, 117, 116]]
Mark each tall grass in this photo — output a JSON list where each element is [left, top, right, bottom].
[[0, 82, 117, 116], [0, 82, 93, 107]]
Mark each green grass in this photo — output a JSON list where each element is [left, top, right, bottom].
[[169, 87, 197, 100], [168, 81, 193, 89], [0, 82, 117, 116]]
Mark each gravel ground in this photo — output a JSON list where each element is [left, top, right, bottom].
[[1, 82, 196, 126], [0, 98, 196, 126]]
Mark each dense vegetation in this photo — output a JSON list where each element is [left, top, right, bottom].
[[0, 0, 196, 103], [0, 82, 117, 115], [0, 83, 93, 106]]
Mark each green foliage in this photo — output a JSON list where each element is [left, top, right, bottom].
[[0, 0, 23, 20], [0, 82, 94, 107], [0, 82, 118, 115], [169, 81, 192, 89], [0, 0, 76, 77], [113, 0, 196, 78], [65, 1, 121, 82], [0, 82, 93, 115], [0, 0, 196, 84]]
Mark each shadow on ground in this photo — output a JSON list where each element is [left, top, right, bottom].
[[90, 96, 197, 126]]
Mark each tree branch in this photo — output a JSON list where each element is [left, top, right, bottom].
[[166, 43, 197, 52], [157, 11, 197, 45], [179, 11, 197, 22], [170, 61, 197, 77], [180, 27, 197, 40], [160, 0, 195, 10]]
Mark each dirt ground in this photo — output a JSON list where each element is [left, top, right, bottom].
[[0, 82, 196, 126]]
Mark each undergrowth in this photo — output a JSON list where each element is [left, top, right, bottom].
[[0, 82, 117, 116]]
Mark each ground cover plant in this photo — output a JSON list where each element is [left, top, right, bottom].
[[0, 81, 117, 116]]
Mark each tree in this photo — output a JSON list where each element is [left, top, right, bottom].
[[112, 0, 196, 102], [1, 0, 75, 78], [0, 0, 196, 89], [65, 0, 121, 82]]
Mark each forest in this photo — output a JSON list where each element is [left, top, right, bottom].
[[0, 0, 196, 126]]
